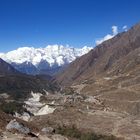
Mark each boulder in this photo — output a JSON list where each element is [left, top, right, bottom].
[[6, 119, 30, 134], [41, 127, 55, 134]]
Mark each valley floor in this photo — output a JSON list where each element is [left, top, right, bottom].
[[0, 73, 140, 140]]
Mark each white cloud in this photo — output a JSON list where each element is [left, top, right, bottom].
[[95, 25, 118, 45], [122, 25, 127, 31], [112, 26, 118, 35], [0, 53, 4, 57], [95, 34, 113, 45]]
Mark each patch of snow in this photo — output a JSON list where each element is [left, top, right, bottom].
[[24, 92, 55, 116], [35, 105, 55, 116], [27, 91, 42, 102], [24, 92, 44, 115], [14, 112, 31, 122], [0, 93, 9, 99]]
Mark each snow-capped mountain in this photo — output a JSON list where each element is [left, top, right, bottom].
[[0, 45, 92, 75]]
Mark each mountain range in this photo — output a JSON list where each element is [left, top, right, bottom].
[[0, 45, 92, 75]]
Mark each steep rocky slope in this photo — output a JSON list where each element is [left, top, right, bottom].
[[55, 23, 140, 86], [0, 58, 20, 75]]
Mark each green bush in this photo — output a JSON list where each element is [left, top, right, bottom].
[[0, 101, 25, 115]]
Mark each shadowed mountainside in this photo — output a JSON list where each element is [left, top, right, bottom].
[[0, 59, 59, 100], [0, 58, 20, 75]]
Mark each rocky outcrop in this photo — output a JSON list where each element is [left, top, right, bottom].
[[6, 119, 30, 134]]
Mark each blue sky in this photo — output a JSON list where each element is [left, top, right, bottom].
[[0, 0, 140, 52]]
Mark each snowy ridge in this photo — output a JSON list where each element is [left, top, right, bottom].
[[0, 45, 93, 67]]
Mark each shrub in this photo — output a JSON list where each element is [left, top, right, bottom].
[[56, 125, 118, 140], [0, 101, 25, 115]]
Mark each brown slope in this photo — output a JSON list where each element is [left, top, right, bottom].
[[55, 22, 140, 86]]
